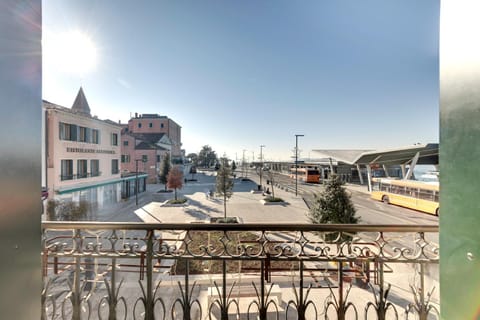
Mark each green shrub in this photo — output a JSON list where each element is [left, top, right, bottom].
[[46, 199, 57, 221], [309, 175, 359, 241], [45, 199, 90, 221]]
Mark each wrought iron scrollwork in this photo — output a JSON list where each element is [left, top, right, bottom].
[[61, 278, 92, 320], [405, 285, 440, 320], [98, 278, 127, 320], [207, 281, 240, 320], [247, 282, 280, 320], [324, 284, 358, 320], [133, 281, 166, 320], [171, 281, 202, 320], [286, 282, 318, 320], [364, 283, 398, 320], [41, 278, 56, 320]]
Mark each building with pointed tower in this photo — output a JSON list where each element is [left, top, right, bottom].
[[42, 88, 147, 219]]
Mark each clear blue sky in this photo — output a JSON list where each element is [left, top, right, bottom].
[[43, 1, 439, 161]]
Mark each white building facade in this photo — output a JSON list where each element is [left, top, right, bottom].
[[43, 88, 123, 208]]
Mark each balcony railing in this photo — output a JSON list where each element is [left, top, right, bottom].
[[42, 222, 439, 320], [60, 172, 102, 181], [60, 174, 74, 181]]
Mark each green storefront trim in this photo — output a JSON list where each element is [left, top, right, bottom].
[[56, 174, 149, 194]]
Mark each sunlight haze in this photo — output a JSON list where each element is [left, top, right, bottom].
[[42, 1, 439, 161]]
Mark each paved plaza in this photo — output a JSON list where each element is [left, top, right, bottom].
[[134, 171, 310, 224]]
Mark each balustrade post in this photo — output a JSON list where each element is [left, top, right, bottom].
[[109, 258, 117, 320], [420, 263, 425, 310], [338, 263, 344, 320], [265, 253, 271, 283], [221, 260, 228, 320], [72, 256, 81, 320], [42, 249, 48, 277], [299, 261, 306, 320], [184, 260, 191, 320], [259, 260, 266, 320], [378, 261, 384, 291], [53, 256, 58, 274], [145, 230, 154, 320]]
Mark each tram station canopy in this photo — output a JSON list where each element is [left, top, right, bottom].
[[311, 143, 438, 166]]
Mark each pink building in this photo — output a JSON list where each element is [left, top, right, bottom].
[[120, 113, 183, 183], [120, 130, 171, 183], [126, 113, 182, 157]]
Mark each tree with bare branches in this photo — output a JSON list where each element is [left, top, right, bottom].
[[167, 166, 184, 201], [216, 157, 234, 218]]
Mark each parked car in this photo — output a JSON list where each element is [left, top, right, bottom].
[[41, 187, 48, 201]]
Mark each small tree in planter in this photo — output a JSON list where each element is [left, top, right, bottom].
[[309, 174, 359, 241], [216, 158, 234, 218], [167, 166, 184, 201], [264, 170, 284, 202], [158, 153, 171, 191]]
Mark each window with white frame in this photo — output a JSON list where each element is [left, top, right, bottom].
[[111, 159, 119, 174], [111, 133, 118, 146], [90, 159, 100, 177], [77, 160, 88, 178], [60, 160, 73, 181]]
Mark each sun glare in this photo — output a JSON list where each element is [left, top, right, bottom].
[[44, 30, 97, 76], [441, 1, 480, 70]]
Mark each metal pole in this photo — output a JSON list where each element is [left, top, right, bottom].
[[294, 134, 304, 196], [295, 137, 298, 196], [146, 231, 154, 320], [259, 145, 265, 190], [242, 149, 246, 178], [135, 160, 139, 206]]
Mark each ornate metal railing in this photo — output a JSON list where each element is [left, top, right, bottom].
[[42, 222, 439, 320]]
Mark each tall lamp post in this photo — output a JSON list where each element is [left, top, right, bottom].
[[295, 134, 304, 196], [135, 158, 146, 206], [259, 145, 265, 190]]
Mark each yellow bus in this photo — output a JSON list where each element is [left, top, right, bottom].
[[371, 178, 439, 216]]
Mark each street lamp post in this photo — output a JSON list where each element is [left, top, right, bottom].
[[135, 158, 146, 206], [295, 134, 304, 196], [242, 149, 247, 178], [259, 145, 265, 190]]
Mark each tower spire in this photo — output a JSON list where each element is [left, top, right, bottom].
[[71, 87, 91, 116]]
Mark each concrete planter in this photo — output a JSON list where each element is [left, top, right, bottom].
[[260, 199, 287, 206], [161, 200, 189, 207], [210, 216, 243, 223]]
